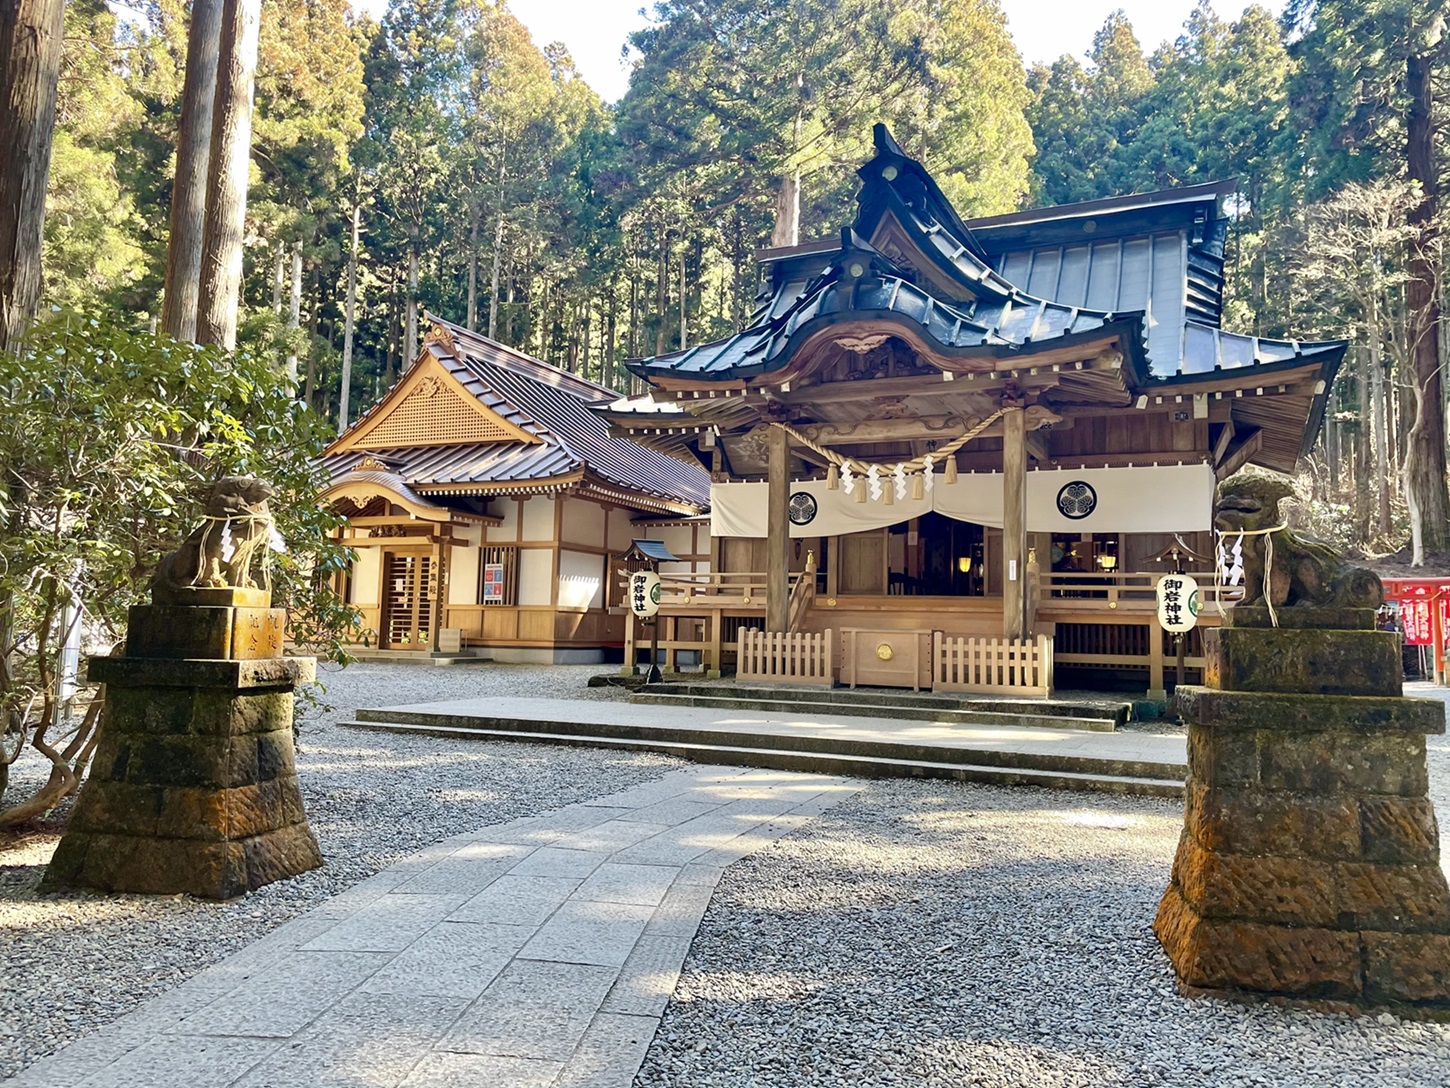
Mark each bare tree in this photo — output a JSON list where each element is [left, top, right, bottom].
[[338, 184, 362, 434], [160, 0, 223, 342], [196, 0, 261, 351], [0, 0, 65, 353]]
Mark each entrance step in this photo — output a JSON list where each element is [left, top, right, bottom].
[[631, 683, 1127, 733], [341, 697, 1184, 798]]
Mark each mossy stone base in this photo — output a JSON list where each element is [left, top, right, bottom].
[[1205, 626, 1402, 697], [1158, 683, 1450, 1015], [43, 655, 320, 900]]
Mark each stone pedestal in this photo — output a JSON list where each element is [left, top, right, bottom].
[[1155, 607, 1450, 1015], [44, 597, 322, 899]]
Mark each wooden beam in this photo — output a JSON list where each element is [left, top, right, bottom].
[[1003, 406, 1026, 641], [779, 366, 1096, 405], [1025, 432, 1051, 464], [1211, 419, 1237, 465], [1215, 428, 1264, 479], [766, 425, 790, 632]]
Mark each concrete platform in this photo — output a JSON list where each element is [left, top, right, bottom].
[[342, 697, 1188, 798]]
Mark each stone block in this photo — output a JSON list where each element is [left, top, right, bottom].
[[1172, 832, 1341, 927], [1204, 627, 1402, 697], [230, 608, 286, 660], [88, 654, 311, 693], [151, 585, 269, 608], [1154, 884, 1362, 1000], [1187, 727, 1259, 788], [126, 604, 233, 659], [1362, 932, 1450, 1005], [224, 780, 287, 839], [1228, 605, 1377, 631], [128, 734, 232, 788], [1185, 782, 1360, 862], [1175, 686, 1444, 736], [1335, 862, 1450, 933], [1361, 797, 1442, 865], [69, 779, 165, 838], [155, 787, 230, 841], [1339, 734, 1429, 796], [243, 822, 323, 890], [1257, 731, 1341, 793], [254, 729, 297, 782]]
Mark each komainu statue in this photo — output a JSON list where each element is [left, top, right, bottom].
[[1215, 473, 1381, 610], [151, 476, 277, 595]]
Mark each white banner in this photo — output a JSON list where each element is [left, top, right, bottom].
[[710, 463, 1214, 538]]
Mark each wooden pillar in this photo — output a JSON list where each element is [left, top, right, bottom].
[[767, 425, 789, 632], [429, 536, 446, 653], [1003, 406, 1026, 641]]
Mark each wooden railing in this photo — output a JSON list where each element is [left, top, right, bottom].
[[737, 628, 834, 685], [1036, 570, 1233, 613], [933, 632, 1053, 696]]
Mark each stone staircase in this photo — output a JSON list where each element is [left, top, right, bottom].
[[340, 692, 1182, 798], [630, 681, 1130, 733]]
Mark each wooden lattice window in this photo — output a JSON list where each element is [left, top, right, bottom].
[[479, 546, 518, 606]]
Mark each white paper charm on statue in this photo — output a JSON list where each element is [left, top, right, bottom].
[[219, 520, 236, 563], [269, 525, 288, 553]]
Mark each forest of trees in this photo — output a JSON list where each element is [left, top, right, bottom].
[[6, 0, 1450, 559]]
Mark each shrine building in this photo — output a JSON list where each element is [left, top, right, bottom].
[[321, 321, 710, 663], [596, 125, 1346, 694]]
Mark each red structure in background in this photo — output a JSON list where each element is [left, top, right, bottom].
[[1382, 577, 1450, 683]]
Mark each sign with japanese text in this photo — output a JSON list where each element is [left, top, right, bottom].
[[1156, 574, 1200, 633], [629, 570, 662, 618], [1401, 597, 1435, 645], [482, 563, 505, 605]]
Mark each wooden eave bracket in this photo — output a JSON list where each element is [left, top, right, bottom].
[[1215, 428, 1264, 479]]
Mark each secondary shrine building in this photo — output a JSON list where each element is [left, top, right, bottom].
[[322, 321, 710, 663], [597, 125, 1346, 694]]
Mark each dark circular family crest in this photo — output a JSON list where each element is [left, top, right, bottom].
[[1056, 480, 1097, 520], [788, 491, 818, 526]]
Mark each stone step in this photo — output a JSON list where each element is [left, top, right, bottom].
[[339, 720, 1185, 798], [629, 691, 1118, 732], [640, 682, 1129, 725]]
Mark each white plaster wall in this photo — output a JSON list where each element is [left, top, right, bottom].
[[518, 548, 554, 606], [486, 500, 519, 543], [607, 507, 634, 552], [352, 547, 381, 606], [558, 549, 604, 609], [561, 498, 607, 548], [645, 523, 695, 559], [521, 496, 555, 541], [449, 525, 482, 606]]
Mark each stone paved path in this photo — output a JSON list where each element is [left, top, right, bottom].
[[7, 766, 858, 1088]]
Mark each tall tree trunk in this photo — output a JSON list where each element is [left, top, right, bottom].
[[466, 201, 478, 331], [405, 236, 418, 361], [338, 192, 360, 435], [284, 238, 302, 383], [1405, 35, 1450, 561], [161, 0, 222, 342], [655, 236, 667, 356], [770, 170, 801, 249], [270, 241, 284, 313], [1369, 291, 1392, 537], [1327, 390, 1341, 495], [488, 213, 504, 339], [0, 0, 65, 353], [679, 246, 687, 350], [196, 0, 261, 351], [1355, 347, 1372, 542]]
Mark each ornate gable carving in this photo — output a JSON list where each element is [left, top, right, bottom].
[[332, 356, 539, 453]]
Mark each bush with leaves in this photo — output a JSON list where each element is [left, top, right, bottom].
[[0, 312, 362, 827]]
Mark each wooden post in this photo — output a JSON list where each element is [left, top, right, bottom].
[[1002, 406, 1026, 641], [1148, 623, 1166, 701], [767, 424, 789, 632], [622, 611, 636, 677], [429, 537, 446, 653]]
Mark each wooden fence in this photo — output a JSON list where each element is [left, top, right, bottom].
[[932, 632, 1053, 696], [737, 629, 834, 686]]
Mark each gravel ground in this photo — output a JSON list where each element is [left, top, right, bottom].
[[636, 688, 1450, 1088], [0, 661, 675, 1081]]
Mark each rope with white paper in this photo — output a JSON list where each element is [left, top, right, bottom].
[[1214, 523, 1287, 628], [771, 407, 1011, 497]]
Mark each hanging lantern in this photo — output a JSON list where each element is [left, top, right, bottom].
[[827, 463, 840, 491], [945, 454, 958, 484]]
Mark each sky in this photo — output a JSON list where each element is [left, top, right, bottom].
[[353, 1, 1274, 104]]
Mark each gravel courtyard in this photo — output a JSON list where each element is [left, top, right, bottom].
[[4, 665, 1450, 1086]]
